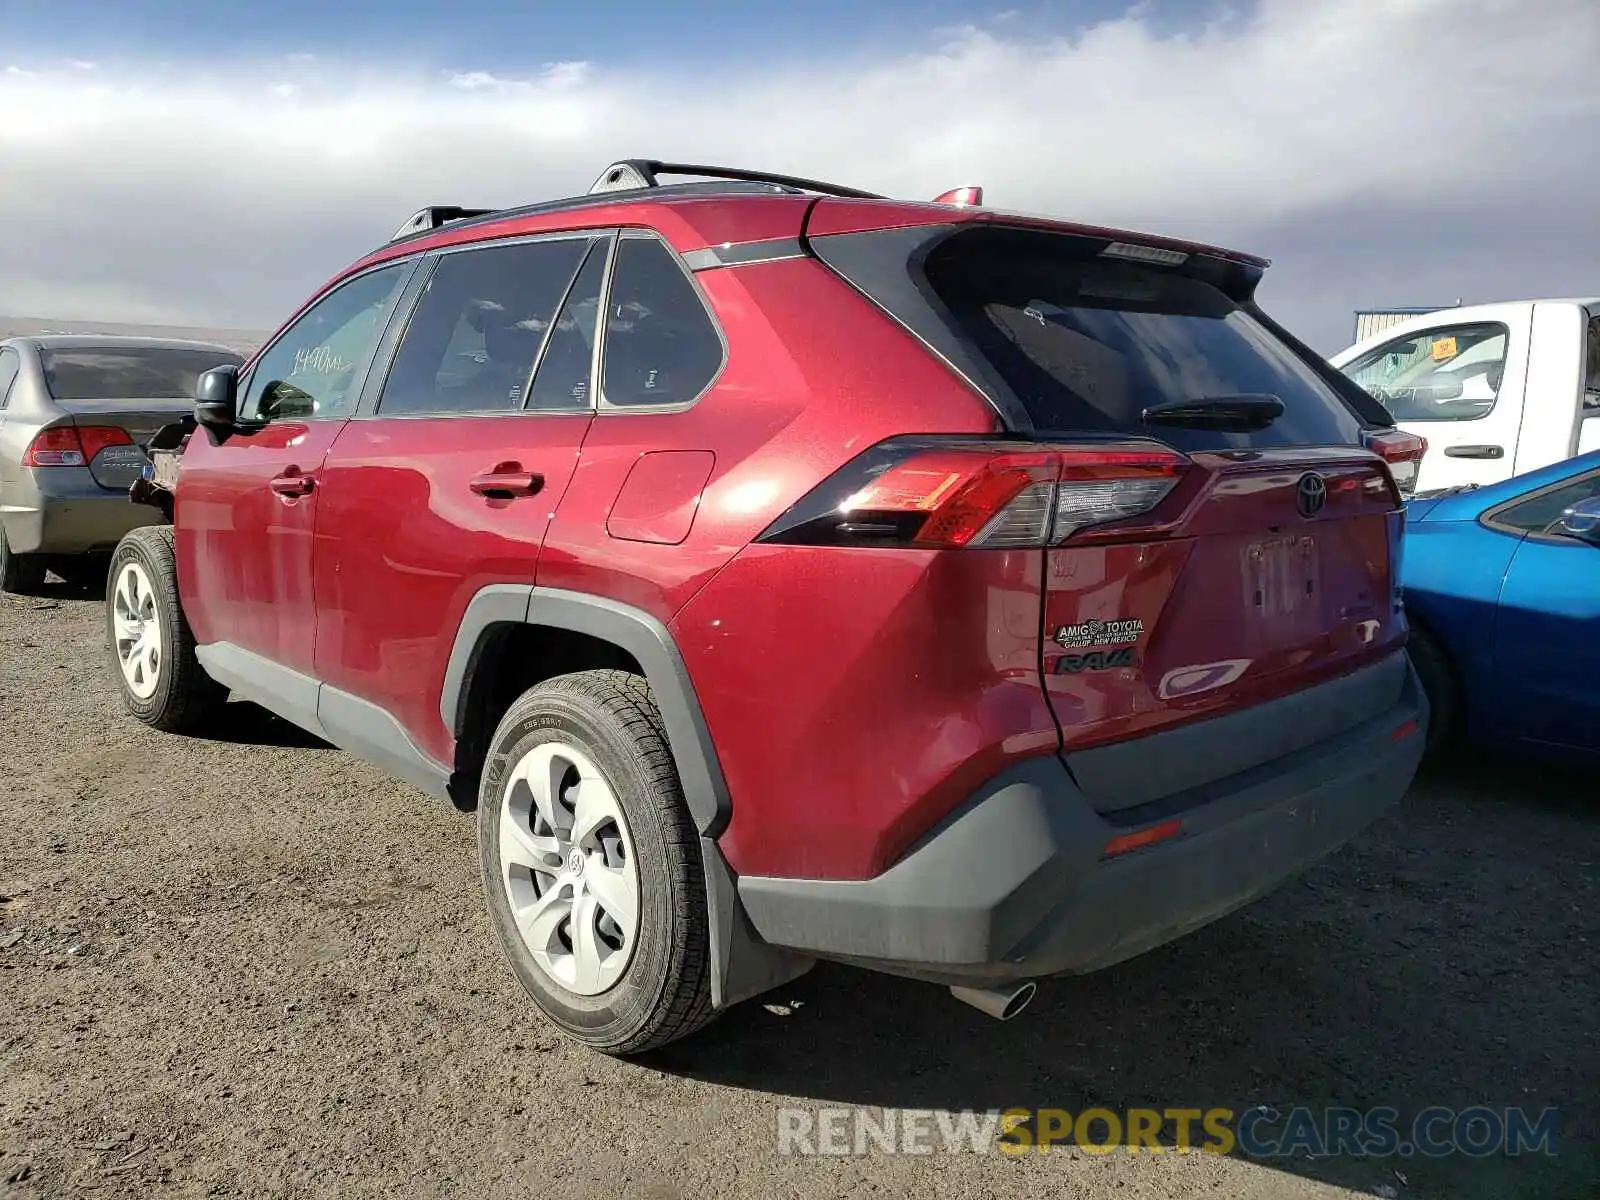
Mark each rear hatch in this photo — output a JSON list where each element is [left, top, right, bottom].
[[808, 215, 1409, 806], [40, 346, 240, 490]]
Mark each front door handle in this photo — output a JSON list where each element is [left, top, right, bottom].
[[1443, 444, 1504, 459], [269, 468, 314, 497], [469, 462, 545, 500]]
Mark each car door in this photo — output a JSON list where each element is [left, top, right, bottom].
[[1483, 467, 1600, 753], [311, 232, 609, 767], [177, 260, 416, 693], [1340, 315, 1531, 491]]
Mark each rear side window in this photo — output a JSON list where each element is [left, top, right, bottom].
[[0, 348, 18, 408], [528, 240, 608, 412], [1340, 323, 1508, 422], [379, 237, 592, 416], [599, 236, 724, 409], [1486, 470, 1600, 536], [39, 347, 242, 401]]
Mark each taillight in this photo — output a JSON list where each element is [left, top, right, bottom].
[[21, 425, 132, 468], [756, 437, 1189, 548], [1363, 429, 1426, 496]]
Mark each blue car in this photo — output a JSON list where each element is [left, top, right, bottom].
[[1401, 449, 1600, 763]]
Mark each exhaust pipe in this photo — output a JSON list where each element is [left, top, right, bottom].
[[949, 981, 1037, 1021]]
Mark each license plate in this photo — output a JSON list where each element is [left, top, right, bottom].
[[1244, 535, 1323, 634]]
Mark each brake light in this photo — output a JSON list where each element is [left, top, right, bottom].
[[21, 424, 133, 468], [1363, 429, 1427, 496], [756, 437, 1189, 548]]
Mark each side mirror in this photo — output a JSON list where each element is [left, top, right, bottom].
[[194, 365, 239, 432], [1557, 497, 1600, 547]]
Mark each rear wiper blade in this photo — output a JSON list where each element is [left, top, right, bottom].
[[1142, 393, 1286, 431]]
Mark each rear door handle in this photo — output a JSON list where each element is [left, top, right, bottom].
[[469, 462, 545, 499], [1443, 444, 1504, 459], [269, 468, 314, 497]]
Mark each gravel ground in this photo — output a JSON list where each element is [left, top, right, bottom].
[[1, 578, 1595, 1199]]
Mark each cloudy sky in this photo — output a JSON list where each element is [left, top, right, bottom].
[[1, 0, 1596, 352]]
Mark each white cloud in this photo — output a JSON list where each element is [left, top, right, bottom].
[[0, 0, 1596, 349]]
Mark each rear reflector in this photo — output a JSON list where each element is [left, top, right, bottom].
[[21, 424, 132, 468], [1362, 429, 1427, 496], [1103, 818, 1183, 858], [1390, 719, 1419, 742], [756, 437, 1189, 549]]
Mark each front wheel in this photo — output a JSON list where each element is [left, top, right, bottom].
[[477, 670, 714, 1055], [106, 527, 227, 733]]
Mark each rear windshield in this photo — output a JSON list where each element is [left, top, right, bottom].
[[821, 224, 1366, 450], [40, 347, 243, 401]]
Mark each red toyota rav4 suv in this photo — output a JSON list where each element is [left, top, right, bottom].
[[106, 160, 1428, 1054]]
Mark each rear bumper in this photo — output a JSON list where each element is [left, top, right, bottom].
[[1, 469, 160, 555], [735, 654, 1427, 988]]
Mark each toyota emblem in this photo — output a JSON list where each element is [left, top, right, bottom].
[[1296, 472, 1327, 518]]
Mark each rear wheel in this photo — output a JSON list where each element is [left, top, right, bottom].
[[1407, 624, 1458, 756], [477, 669, 714, 1055], [0, 529, 46, 595], [106, 526, 227, 733]]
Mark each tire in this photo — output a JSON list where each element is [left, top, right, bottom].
[[477, 669, 715, 1056], [106, 526, 227, 733], [1407, 624, 1457, 757], [0, 527, 46, 595]]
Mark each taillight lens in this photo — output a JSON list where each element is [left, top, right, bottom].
[[1363, 429, 1426, 496], [757, 437, 1189, 548], [21, 424, 133, 468]]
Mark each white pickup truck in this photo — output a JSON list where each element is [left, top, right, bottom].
[[1330, 298, 1600, 492]]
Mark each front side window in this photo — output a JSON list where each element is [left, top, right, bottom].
[[240, 263, 410, 422], [599, 237, 724, 409], [377, 237, 593, 417], [1341, 323, 1508, 422], [1488, 471, 1600, 537]]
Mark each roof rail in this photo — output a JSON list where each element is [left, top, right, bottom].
[[390, 205, 499, 242], [587, 159, 885, 200]]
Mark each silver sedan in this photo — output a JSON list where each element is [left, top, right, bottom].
[[0, 335, 245, 593]]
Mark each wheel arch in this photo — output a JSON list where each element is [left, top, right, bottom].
[[441, 584, 812, 1010], [441, 585, 730, 837], [1403, 600, 1467, 744]]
